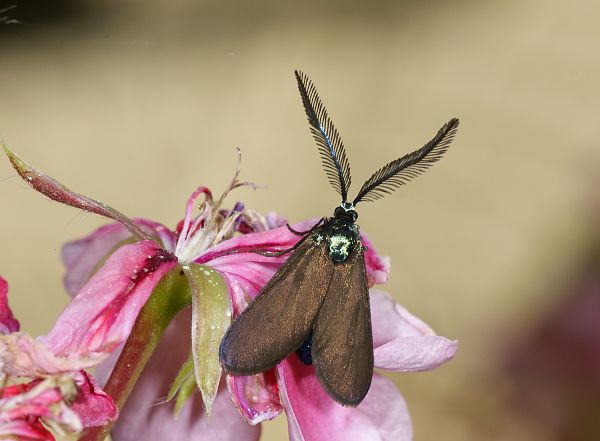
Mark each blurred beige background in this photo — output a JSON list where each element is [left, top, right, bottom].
[[1, 0, 599, 439]]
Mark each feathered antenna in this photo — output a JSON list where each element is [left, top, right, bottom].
[[352, 118, 459, 205], [295, 70, 352, 202]]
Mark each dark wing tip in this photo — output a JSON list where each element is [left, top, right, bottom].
[[219, 326, 262, 375], [314, 363, 372, 407], [219, 326, 276, 375]]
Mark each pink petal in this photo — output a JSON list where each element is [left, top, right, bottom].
[[0, 333, 103, 377], [92, 342, 122, 388], [225, 370, 283, 425], [370, 290, 434, 347], [62, 220, 177, 296], [278, 357, 404, 441], [195, 219, 320, 264], [355, 374, 412, 441], [0, 383, 29, 398], [0, 377, 83, 435], [174, 186, 212, 256], [263, 211, 288, 230], [72, 371, 118, 428], [0, 420, 53, 440], [360, 233, 390, 287], [374, 336, 458, 372], [41, 240, 177, 358], [370, 290, 458, 371], [277, 360, 372, 441], [0, 385, 63, 421], [0, 276, 19, 334], [105, 309, 260, 441], [218, 263, 281, 316]]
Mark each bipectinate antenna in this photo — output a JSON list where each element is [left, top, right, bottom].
[[295, 70, 353, 202], [352, 118, 459, 205]]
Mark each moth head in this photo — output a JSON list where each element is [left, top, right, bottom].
[[334, 202, 358, 222]]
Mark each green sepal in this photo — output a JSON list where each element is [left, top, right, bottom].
[[166, 354, 197, 417], [183, 263, 231, 415], [174, 373, 197, 417], [147, 264, 193, 323], [167, 354, 194, 403]]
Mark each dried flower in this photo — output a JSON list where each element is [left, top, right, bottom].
[[0, 276, 118, 440]]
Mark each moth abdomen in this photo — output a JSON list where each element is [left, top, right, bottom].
[[296, 331, 314, 365]]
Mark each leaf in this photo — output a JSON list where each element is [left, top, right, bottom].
[[183, 264, 231, 415]]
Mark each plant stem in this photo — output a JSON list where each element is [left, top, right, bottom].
[[80, 269, 190, 441]]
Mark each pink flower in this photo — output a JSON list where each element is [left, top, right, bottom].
[[0, 377, 82, 441], [103, 229, 455, 440], [64, 212, 456, 441], [0, 277, 118, 440], [0, 277, 18, 334], [3, 144, 458, 440]]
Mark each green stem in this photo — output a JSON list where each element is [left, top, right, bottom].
[[80, 268, 190, 441]]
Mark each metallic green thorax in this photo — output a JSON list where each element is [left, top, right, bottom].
[[314, 203, 362, 264], [328, 225, 359, 263]]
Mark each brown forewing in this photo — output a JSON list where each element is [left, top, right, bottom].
[[312, 246, 373, 406], [220, 236, 334, 375]]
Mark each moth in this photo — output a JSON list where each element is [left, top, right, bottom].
[[219, 70, 459, 406]]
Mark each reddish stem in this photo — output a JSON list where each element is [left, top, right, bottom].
[[80, 270, 189, 441]]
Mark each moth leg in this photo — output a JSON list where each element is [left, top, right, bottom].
[[252, 232, 312, 257], [252, 218, 326, 257], [286, 218, 325, 236]]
